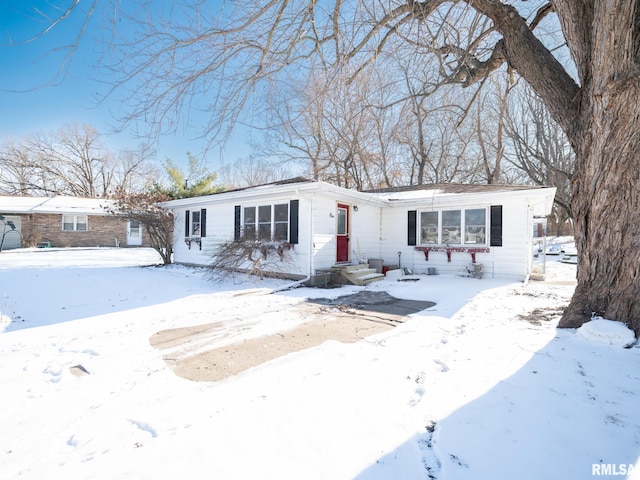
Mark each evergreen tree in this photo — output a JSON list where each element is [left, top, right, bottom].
[[152, 153, 224, 200]]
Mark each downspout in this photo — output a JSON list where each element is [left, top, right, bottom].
[[308, 192, 315, 279], [524, 204, 534, 284]]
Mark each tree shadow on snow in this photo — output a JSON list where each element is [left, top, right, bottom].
[[354, 331, 640, 480]]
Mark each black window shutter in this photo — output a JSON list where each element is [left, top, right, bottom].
[[200, 209, 207, 237], [289, 200, 299, 244], [234, 205, 241, 240], [185, 210, 190, 237], [490, 205, 503, 247], [408, 210, 417, 246]]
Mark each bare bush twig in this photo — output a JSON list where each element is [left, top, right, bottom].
[[207, 237, 295, 282]]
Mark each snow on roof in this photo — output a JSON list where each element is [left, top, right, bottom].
[[0, 196, 48, 212], [375, 189, 445, 200], [161, 178, 555, 213], [0, 196, 113, 215], [367, 183, 547, 199]]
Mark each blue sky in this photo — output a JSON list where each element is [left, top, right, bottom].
[[0, 2, 252, 171]]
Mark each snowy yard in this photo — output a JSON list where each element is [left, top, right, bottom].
[[0, 247, 638, 479]]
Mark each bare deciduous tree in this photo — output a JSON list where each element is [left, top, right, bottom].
[[504, 84, 574, 235], [218, 154, 287, 189], [268, 67, 407, 190], [20, 0, 640, 333], [0, 124, 156, 196], [207, 237, 295, 282], [398, 92, 479, 185], [108, 190, 174, 265], [472, 74, 515, 184]]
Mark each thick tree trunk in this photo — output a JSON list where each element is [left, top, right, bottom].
[[552, 0, 640, 336], [559, 78, 640, 336], [470, 0, 640, 336]]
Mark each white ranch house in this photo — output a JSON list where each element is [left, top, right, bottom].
[[162, 178, 556, 283]]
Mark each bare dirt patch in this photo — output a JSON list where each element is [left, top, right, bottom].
[[150, 291, 435, 382], [517, 307, 566, 325]]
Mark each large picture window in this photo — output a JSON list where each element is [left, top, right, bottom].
[[62, 215, 88, 232], [244, 203, 289, 241], [418, 208, 487, 245]]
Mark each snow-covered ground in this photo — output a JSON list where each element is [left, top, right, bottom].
[[0, 247, 638, 479]]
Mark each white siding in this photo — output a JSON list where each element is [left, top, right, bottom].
[[379, 195, 536, 280], [172, 197, 312, 278], [166, 183, 553, 282], [310, 194, 338, 270], [379, 206, 413, 271], [490, 201, 533, 279], [309, 196, 382, 270], [350, 203, 382, 262]]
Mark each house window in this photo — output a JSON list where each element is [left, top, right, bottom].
[[418, 208, 487, 245], [442, 210, 461, 244], [258, 205, 271, 240], [420, 211, 438, 244], [464, 209, 486, 244], [244, 207, 256, 238], [243, 203, 289, 241], [62, 215, 88, 232], [184, 209, 207, 238], [191, 210, 201, 236], [274, 204, 289, 241], [337, 206, 347, 235]]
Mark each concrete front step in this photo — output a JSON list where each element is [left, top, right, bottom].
[[331, 264, 385, 286], [334, 264, 372, 272], [357, 273, 386, 286]]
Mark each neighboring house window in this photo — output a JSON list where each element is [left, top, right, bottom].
[[243, 203, 289, 241], [129, 220, 141, 238], [62, 215, 88, 231], [417, 208, 487, 245]]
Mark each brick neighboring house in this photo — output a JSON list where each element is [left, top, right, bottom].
[[0, 195, 148, 249]]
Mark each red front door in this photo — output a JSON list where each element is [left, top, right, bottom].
[[336, 203, 349, 263]]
